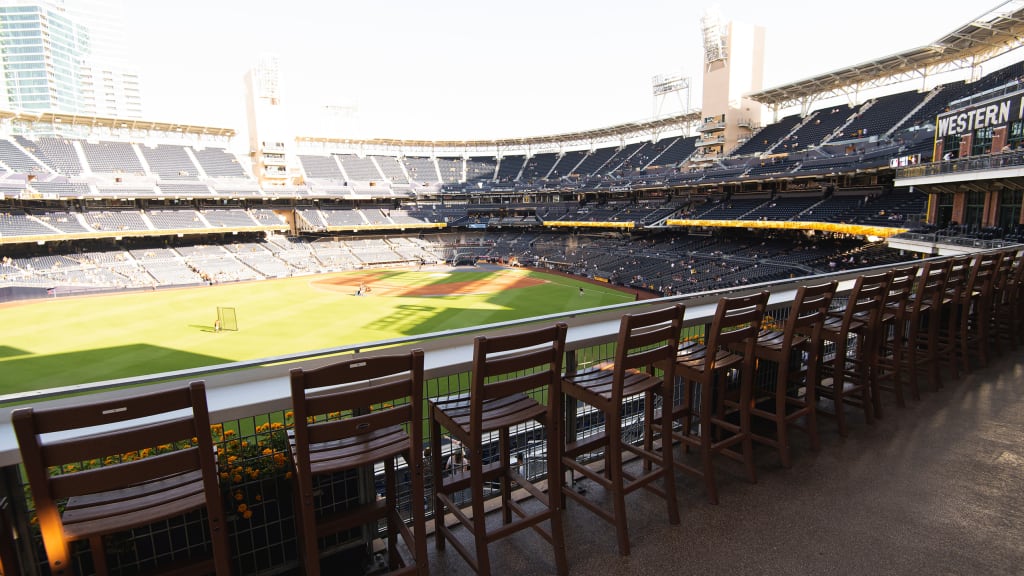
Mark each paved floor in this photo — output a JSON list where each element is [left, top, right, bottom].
[[423, 351, 1024, 576]]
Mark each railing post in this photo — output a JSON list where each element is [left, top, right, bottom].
[[562, 349, 578, 492], [0, 464, 37, 576]]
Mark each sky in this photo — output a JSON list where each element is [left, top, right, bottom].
[[117, 1, 999, 142]]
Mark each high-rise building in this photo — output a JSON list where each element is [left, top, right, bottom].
[[0, 0, 142, 117], [63, 0, 142, 118]]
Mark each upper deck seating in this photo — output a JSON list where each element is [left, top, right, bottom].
[[14, 136, 83, 175], [337, 154, 384, 181], [192, 146, 249, 178], [139, 144, 200, 180], [80, 140, 144, 174], [299, 155, 344, 180], [731, 114, 802, 156]]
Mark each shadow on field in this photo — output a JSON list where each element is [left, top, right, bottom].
[[188, 324, 220, 333], [0, 345, 31, 359], [365, 304, 438, 333], [0, 344, 234, 396]]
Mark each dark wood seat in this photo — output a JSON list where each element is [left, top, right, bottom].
[[289, 350, 428, 576], [958, 252, 1001, 373], [747, 282, 836, 468], [989, 249, 1022, 354], [901, 259, 952, 396], [999, 250, 1024, 349], [560, 305, 684, 556], [936, 256, 972, 381], [816, 273, 889, 437], [873, 265, 919, 415], [12, 382, 232, 576], [669, 292, 768, 505], [429, 324, 568, 575]]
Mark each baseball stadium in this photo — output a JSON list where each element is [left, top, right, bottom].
[[0, 1, 1022, 575]]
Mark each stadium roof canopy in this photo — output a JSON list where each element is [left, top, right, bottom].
[[296, 111, 700, 155], [747, 0, 1024, 113], [0, 109, 236, 138]]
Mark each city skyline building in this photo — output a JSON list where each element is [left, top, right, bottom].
[[0, 0, 142, 118]]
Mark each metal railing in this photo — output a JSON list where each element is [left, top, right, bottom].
[[0, 251, 1008, 575], [896, 149, 1024, 179]]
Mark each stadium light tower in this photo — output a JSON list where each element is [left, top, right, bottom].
[[244, 54, 295, 190], [322, 102, 360, 138], [695, 6, 765, 160], [651, 74, 693, 121]]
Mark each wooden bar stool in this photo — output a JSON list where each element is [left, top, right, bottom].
[[429, 324, 568, 576], [12, 382, 233, 576], [937, 256, 972, 381], [289, 350, 428, 576], [669, 292, 768, 504], [959, 252, 1001, 373], [746, 281, 835, 468], [903, 259, 951, 396], [873, 265, 919, 416], [557, 303, 684, 553], [816, 272, 889, 437], [989, 250, 1021, 354], [560, 304, 684, 556]]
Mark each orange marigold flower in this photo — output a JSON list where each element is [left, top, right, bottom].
[[242, 510, 253, 520], [255, 494, 263, 502], [262, 448, 273, 456], [224, 430, 236, 437], [234, 491, 244, 501], [284, 411, 294, 420], [237, 503, 248, 513], [233, 474, 243, 483]]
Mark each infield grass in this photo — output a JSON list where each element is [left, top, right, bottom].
[[0, 268, 635, 394]]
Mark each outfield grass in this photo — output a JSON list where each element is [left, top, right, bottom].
[[0, 268, 634, 394]]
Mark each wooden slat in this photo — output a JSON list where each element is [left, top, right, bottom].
[[307, 404, 412, 445], [29, 387, 193, 434], [50, 449, 200, 500], [41, 418, 195, 467]]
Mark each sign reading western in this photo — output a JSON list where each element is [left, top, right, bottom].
[[936, 93, 1024, 138]]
